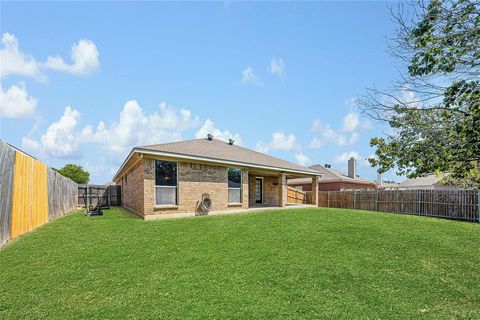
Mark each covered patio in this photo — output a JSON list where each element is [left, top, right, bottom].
[[247, 168, 320, 208]]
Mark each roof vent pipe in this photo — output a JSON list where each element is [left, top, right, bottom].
[[207, 134, 213, 141], [325, 164, 331, 169], [228, 138, 235, 145]]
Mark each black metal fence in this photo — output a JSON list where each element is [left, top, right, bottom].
[[78, 185, 121, 208]]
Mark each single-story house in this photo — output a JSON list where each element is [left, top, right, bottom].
[[288, 157, 377, 191], [113, 136, 320, 219], [397, 173, 459, 190]]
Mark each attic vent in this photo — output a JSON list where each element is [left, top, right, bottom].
[[325, 164, 331, 169], [207, 134, 213, 141], [228, 138, 235, 145]]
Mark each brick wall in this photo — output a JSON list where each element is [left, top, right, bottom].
[[118, 160, 144, 216], [248, 174, 280, 207], [143, 159, 249, 216]]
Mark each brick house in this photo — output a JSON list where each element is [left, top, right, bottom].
[[113, 136, 320, 219], [288, 158, 377, 192]]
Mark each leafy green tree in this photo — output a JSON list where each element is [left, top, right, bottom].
[[360, 0, 480, 189], [57, 164, 90, 184]]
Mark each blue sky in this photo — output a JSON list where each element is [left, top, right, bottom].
[[1, 1, 400, 184]]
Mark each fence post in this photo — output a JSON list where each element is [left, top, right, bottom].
[[375, 190, 379, 211], [86, 184, 90, 209], [353, 189, 356, 210], [327, 191, 330, 207], [478, 190, 480, 223]]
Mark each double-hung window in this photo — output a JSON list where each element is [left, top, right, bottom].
[[155, 160, 178, 205], [228, 168, 242, 203]]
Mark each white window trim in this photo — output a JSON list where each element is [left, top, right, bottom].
[[154, 160, 179, 206], [228, 168, 242, 204]]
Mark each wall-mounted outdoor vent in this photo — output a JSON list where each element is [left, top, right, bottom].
[[207, 134, 213, 141], [228, 138, 235, 145], [325, 164, 331, 169]]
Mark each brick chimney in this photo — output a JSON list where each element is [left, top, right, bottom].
[[348, 157, 356, 179]]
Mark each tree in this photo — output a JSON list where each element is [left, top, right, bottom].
[[360, 0, 480, 189], [57, 164, 90, 184]]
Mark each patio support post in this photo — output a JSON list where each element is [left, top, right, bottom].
[[279, 173, 287, 207], [312, 176, 319, 206]]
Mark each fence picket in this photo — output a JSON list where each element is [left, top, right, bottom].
[[316, 189, 479, 223]]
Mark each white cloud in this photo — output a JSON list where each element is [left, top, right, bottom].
[[241, 67, 263, 86], [23, 101, 200, 160], [255, 132, 297, 153], [0, 33, 42, 80], [45, 39, 99, 76], [295, 152, 310, 166], [309, 112, 371, 149], [195, 119, 242, 145], [309, 120, 349, 147], [0, 83, 38, 118], [334, 151, 369, 166], [0, 33, 99, 79], [342, 112, 360, 132], [22, 106, 82, 158], [268, 58, 286, 82], [83, 101, 200, 155], [345, 97, 357, 108]]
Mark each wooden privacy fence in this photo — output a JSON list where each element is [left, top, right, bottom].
[[0, 140, 78, 247], [287, 186, 306, 204], [78, 184, 121, 208], [318, 190, 480, 222]]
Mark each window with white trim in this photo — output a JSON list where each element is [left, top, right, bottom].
[[228, 168, 242, 203], [155, 160, 177, 205]]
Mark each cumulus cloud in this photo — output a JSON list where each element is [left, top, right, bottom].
[[82, 101, 200, 155], [255, 132, 297, 154], [22, 106, 82, 158], [0, 83, 38, 118], [309, 112, 371, 149], [22, 101, 200, 160], [334, 151, 369, 166], [241, 67, 263, 86], [295, 152, 310, 166], [44, 39, 99, 75], [0, 33, 42, 80], [268, 58, 286, 82], [0, 33, 100, 79], [195, 119, 242, 144]]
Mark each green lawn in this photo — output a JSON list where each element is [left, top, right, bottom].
[[1, 207, 479, 319]]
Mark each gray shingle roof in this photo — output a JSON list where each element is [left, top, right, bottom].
[[288, 164, 376, 185], [398, 174, 443, 188], [136, 138, 319, 175]]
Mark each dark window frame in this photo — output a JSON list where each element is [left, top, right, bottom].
[[155, 160, 178, 205]]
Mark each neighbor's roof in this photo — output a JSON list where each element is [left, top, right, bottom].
[[113, 138, 320, 181], [398, 174, 444, 188], [288, 164, 376, 185]]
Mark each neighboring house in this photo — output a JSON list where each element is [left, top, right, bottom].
[[113, 135, 320, 219], [288, 157, 377, 191], [397, 174, 459, 190]]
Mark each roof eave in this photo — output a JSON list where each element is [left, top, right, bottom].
[[113, 147, 321, 181]]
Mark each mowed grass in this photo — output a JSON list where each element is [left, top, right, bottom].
[[1, 207, 479, 319]]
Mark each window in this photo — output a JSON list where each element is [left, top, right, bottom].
[[228, 168, 242, 203], [155, 160, 177, 205]]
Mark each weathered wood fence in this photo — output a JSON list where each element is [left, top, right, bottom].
[[78, 184, 121, 208], [0, 140, 78, 248], [317, 190, 480, 222], [287, 186, 306, 204]]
